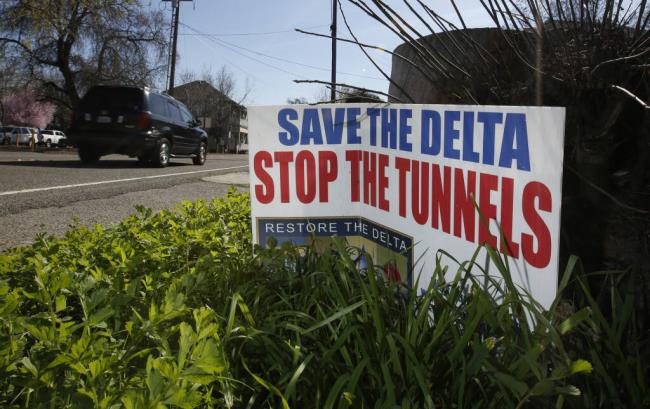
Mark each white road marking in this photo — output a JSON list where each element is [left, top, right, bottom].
[[0, 165, 249, 197]]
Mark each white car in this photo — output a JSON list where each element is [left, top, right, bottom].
[[38, 129, 67, 147], [8, 127, 39, 145], [0, 126, 14, 144]]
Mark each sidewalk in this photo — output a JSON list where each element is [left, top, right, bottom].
[[203, 172, 249, 186]]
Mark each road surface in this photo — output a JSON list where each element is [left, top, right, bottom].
[[0, 148, 249, 251]]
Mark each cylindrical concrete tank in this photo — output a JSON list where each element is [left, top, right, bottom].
[[389, 28, 534, 104]]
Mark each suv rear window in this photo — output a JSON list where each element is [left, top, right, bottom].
[[81, 87, 144, 113], [149, 93, 169, 117], [166, 101, 183, 123]]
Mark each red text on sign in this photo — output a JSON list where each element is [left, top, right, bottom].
[[253, 150, 338, 204]]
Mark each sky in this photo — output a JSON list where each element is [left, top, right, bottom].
[[151, 0, 491, 106]]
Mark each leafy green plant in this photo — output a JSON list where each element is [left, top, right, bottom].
[[0, 189, 647, 408], [0, 190, 254, 408], [228, 241, 598, 409]]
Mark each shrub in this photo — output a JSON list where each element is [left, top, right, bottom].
[[0, 190, 254, 408], [0, 190, 647, 408]]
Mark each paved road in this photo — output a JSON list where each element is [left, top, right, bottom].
[[0, 148, 249, 250]]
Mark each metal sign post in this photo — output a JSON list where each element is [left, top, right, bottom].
[[330, 0, 337, 102]]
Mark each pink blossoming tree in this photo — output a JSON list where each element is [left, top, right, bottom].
[[1, 88, 55, 128]]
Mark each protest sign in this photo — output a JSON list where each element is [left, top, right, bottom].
[[248, 104, 565, 308]]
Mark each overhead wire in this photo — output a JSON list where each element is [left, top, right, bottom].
[[188, 30, 269, 85], [180, 22, 385, 81], [212, 35, 384, 80], [181, 23, 311, 79], [178, 25, 328, 37]]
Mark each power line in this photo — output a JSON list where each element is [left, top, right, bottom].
[[178, 25, 328, 37], [189, 32, 268, 86], [180, 22, 384, 81], [215, 35, 383, 80], [181, 23, 309, 80]]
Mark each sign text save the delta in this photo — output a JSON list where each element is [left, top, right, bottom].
[[248, 103, 565, 309]]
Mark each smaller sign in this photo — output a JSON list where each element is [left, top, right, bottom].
[[258, 217, 414, 285]]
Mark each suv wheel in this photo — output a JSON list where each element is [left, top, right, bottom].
[[45, 139, 52, 148], [79, 145, 100, 165], [151, 138, 170, 167], [193, 141, 207, 165]]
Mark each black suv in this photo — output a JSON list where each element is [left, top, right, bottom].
[[68, 85, 208, 167]]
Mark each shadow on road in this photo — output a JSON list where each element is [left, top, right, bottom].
[[0, 160, 192, 169]]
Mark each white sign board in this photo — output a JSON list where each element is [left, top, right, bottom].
[[248, 104, 565, 309]]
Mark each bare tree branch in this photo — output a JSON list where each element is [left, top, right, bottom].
[[592, 48, 650, 74], [295, 28, 441, 91], [611, 85, 650, 109], [336, 0, 415, 102], [0, 1, 167, 106]]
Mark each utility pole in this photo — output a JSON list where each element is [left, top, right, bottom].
[[163, 0, 192, 96], [330, 0, 337, 102], [169, 1, 180, 95]]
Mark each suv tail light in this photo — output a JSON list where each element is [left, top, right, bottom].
[[136, 112, 151, 130]]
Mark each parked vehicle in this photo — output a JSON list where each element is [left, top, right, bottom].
[[57, 136, 70, 148], [38, 129, 67, 147], [8, 127, 39, 145], [68, 85, 208, 167], [224, 131, 249, 154], [0, 126, 14, 144], [237, 133, 248, 153]]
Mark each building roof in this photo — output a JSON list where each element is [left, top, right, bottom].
[[171, 80, 245, 111]]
